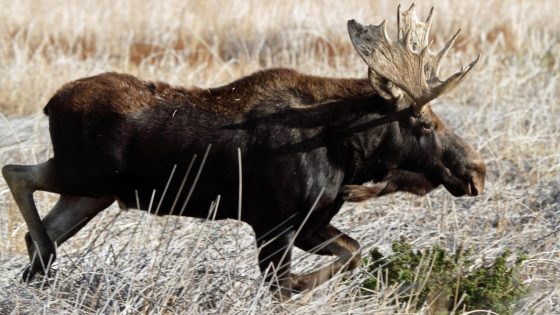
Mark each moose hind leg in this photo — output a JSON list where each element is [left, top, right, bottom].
[[256, 230, 295, 300], [22, 195, 115, 280], [3, 162, 59, 280], [292, 224, 361, 292], [2, 159, 112, 281], [41, 195, 115, 245]]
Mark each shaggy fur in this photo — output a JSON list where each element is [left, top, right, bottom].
[[3, 67, 485, 299]]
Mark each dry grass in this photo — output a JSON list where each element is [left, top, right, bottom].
[[0, 0, 559, 314]]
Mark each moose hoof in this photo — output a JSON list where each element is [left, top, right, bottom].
[[291, 273, 317, 293], [22, 266, 56, 284], [22, 265, 37, 283], [21, 261, 56, 284], [269, 284, 293, 301]]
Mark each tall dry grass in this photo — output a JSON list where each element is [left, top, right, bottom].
[[0, 0, 559, 314]]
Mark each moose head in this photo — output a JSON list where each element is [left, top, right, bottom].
[[344, 4, 485, 200]]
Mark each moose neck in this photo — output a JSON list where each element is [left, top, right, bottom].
[[188, 69, 410, 186], [329, 95, 411, 185]]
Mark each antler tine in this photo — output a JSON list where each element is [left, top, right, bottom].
[[425, 7, 434, 25], [429, 54, 480, 98], [397, 4, 433, 52], [379, 20, 391, 43], [426, 29, 461, 78], [348, 6, 479, 109]]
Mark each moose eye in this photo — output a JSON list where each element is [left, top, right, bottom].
[[421, 124, 433, 134]]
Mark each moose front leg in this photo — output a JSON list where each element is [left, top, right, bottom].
[[342, 169, 437, 202], [256, 230, 295, 300], [292, 224, 361, 293]]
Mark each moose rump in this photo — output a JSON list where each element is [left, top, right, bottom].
[[44, 75, 255, 219]]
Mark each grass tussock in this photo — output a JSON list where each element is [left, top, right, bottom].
[[0, 0, 559, 314]]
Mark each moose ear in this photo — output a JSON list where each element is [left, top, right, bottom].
[[367, 68, 404, 103], [348, 19, 406, 105]]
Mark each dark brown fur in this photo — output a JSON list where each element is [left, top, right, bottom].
[[3, 67, 485, 299], [48, 69, 373, 117]]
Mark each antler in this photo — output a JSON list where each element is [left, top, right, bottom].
[[348, 4, 479, 110]]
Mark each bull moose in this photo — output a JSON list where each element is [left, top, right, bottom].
[[3, 5, 485, 299]]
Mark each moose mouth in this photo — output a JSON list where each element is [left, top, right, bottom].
[[443, 175, 482, 197]]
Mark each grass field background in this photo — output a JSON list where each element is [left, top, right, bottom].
[[0, 0, 559, 313]]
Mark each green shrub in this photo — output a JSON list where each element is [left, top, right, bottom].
[[361, 240, 527, 314]]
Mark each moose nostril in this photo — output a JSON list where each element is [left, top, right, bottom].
[[469, 179, 478, 196]]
